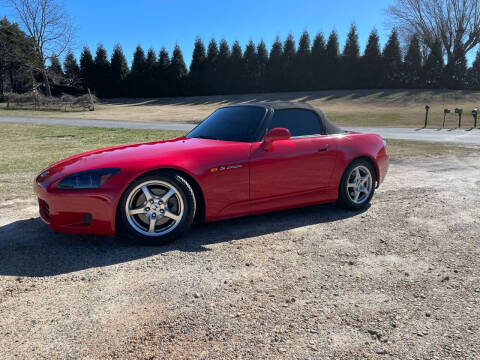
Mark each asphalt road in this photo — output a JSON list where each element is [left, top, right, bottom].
[[1, 116, 480, 144], [0, 116, 195, 131]]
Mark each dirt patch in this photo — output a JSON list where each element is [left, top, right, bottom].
[[0, 155, 479, 359]]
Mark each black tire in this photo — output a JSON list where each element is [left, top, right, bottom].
[[337, 158, 376, 210], [117, 170, 196, 245]]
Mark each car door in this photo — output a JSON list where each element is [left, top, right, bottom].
[[249, 109, 338, 202]]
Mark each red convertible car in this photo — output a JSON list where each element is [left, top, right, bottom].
[[34, 102, 389, 244]]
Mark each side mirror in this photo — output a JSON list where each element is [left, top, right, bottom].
[[262, 127, 291, 150]]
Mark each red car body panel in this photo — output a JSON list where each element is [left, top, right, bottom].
[[34, 131, 389, 236]]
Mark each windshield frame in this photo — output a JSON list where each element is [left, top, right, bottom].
[[186, 105, 270, 143]]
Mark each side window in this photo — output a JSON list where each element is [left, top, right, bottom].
[[268, 109, 322, 137]]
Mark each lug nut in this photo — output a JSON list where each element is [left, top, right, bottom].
[[151, 213, 156, 218], [150, 199, 154, 204], [145, 207, 150, 211]]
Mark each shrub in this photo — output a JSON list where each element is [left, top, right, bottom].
[[5, 92, 97, 111]]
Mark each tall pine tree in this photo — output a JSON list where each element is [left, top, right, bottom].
[[169, 44, 187, 96], [157, 47, 170, 96], [257, 40, 268, 92], [267, 37, 283, 92], [93, 44, 110, 97], [243, 40, 257, 93], [325, 31, 340, 89], [311, 33, 327, 90], [189, 37, 206, 95], [206, 38, 219, 94], [423, 38, 444, 88], [130, 45, 147, 97], [282, 34, 296, 91], [360, 29, 382, 89], [296, 31, 311, 91], [47, 56, 64, 86], [63, 52, 80, 88], [230, 41, 243, 93], [216, 39, 231, 94], [146, 48, 157, 96], [341, 24, 360, 89], [403, 35, 422, 88], [109, 44, 129, 97], [0, 17, 36, 95], [382, 30, 403, 88], [79, 46, 94, 92]]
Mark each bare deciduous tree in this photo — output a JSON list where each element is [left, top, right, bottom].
[[5, 0, 73, 96], [387, 0, 480, 62]]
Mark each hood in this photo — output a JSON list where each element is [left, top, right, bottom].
[[37, 136, 221, 184]]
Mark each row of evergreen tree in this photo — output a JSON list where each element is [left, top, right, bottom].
[[38, 26, 480, 97]]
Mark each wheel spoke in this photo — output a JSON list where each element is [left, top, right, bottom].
[[148, 217, 156, 233], [353, 190, 360, 202], [161, 188, 176, 203], [347, 182, 356, 188], [355, 168, 361, 181], [128, 208, 144, 215], [141, 185, 153, 201], [163, 210, 179, 221]]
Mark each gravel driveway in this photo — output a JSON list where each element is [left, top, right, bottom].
[[0, 155, 479, 359]]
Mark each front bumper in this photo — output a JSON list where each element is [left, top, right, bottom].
[[377, 152, 389, 186], [34, 181, 117, 236]]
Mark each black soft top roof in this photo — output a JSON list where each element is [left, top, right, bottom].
[[227, 102, 344, 135]]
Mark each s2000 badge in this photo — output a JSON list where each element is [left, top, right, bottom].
[[211, 164, 243, 173]]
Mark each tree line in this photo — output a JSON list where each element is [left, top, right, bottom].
[[3, 17, 480, 99]]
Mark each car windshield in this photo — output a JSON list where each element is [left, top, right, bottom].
[[187, 106, 266, 142]]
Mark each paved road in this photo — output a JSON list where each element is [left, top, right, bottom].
[[346, 126, 480, 145], [1, 116, 480, 145], [0, 116, 195, 131]]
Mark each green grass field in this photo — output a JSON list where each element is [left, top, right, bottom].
[[0, 124, 184, 198]]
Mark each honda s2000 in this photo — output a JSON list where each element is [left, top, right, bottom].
[[34, 102, 389, 244]]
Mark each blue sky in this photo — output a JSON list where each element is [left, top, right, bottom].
[[5, 0, 399, 65], [65, 0, 394, 65]]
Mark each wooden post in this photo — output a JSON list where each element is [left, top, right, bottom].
[[87, 88, 95, 111]]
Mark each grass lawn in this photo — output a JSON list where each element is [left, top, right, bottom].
[[2, 89, 480, 128], [0, 124, 185, 198], [1, 123, 478, 201]]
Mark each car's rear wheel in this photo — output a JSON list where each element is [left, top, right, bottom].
[[338, 159, 376, 210], [118, 171, 196, 245]]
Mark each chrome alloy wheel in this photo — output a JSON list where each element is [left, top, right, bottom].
[[346, 165, 373, 205], [125, 180, 184, 236]]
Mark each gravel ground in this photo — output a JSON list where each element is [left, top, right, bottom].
[[0, 154, 479, 359]]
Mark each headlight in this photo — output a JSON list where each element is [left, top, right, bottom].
[[382, 139, 387, 148], [57, 168, 120, 189]]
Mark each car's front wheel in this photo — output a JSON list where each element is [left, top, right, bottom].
[[338, 159, 376, 210], [118, 171, 196, 245]]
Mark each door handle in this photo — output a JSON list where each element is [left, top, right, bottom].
[[318, 147, 329, 152]]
